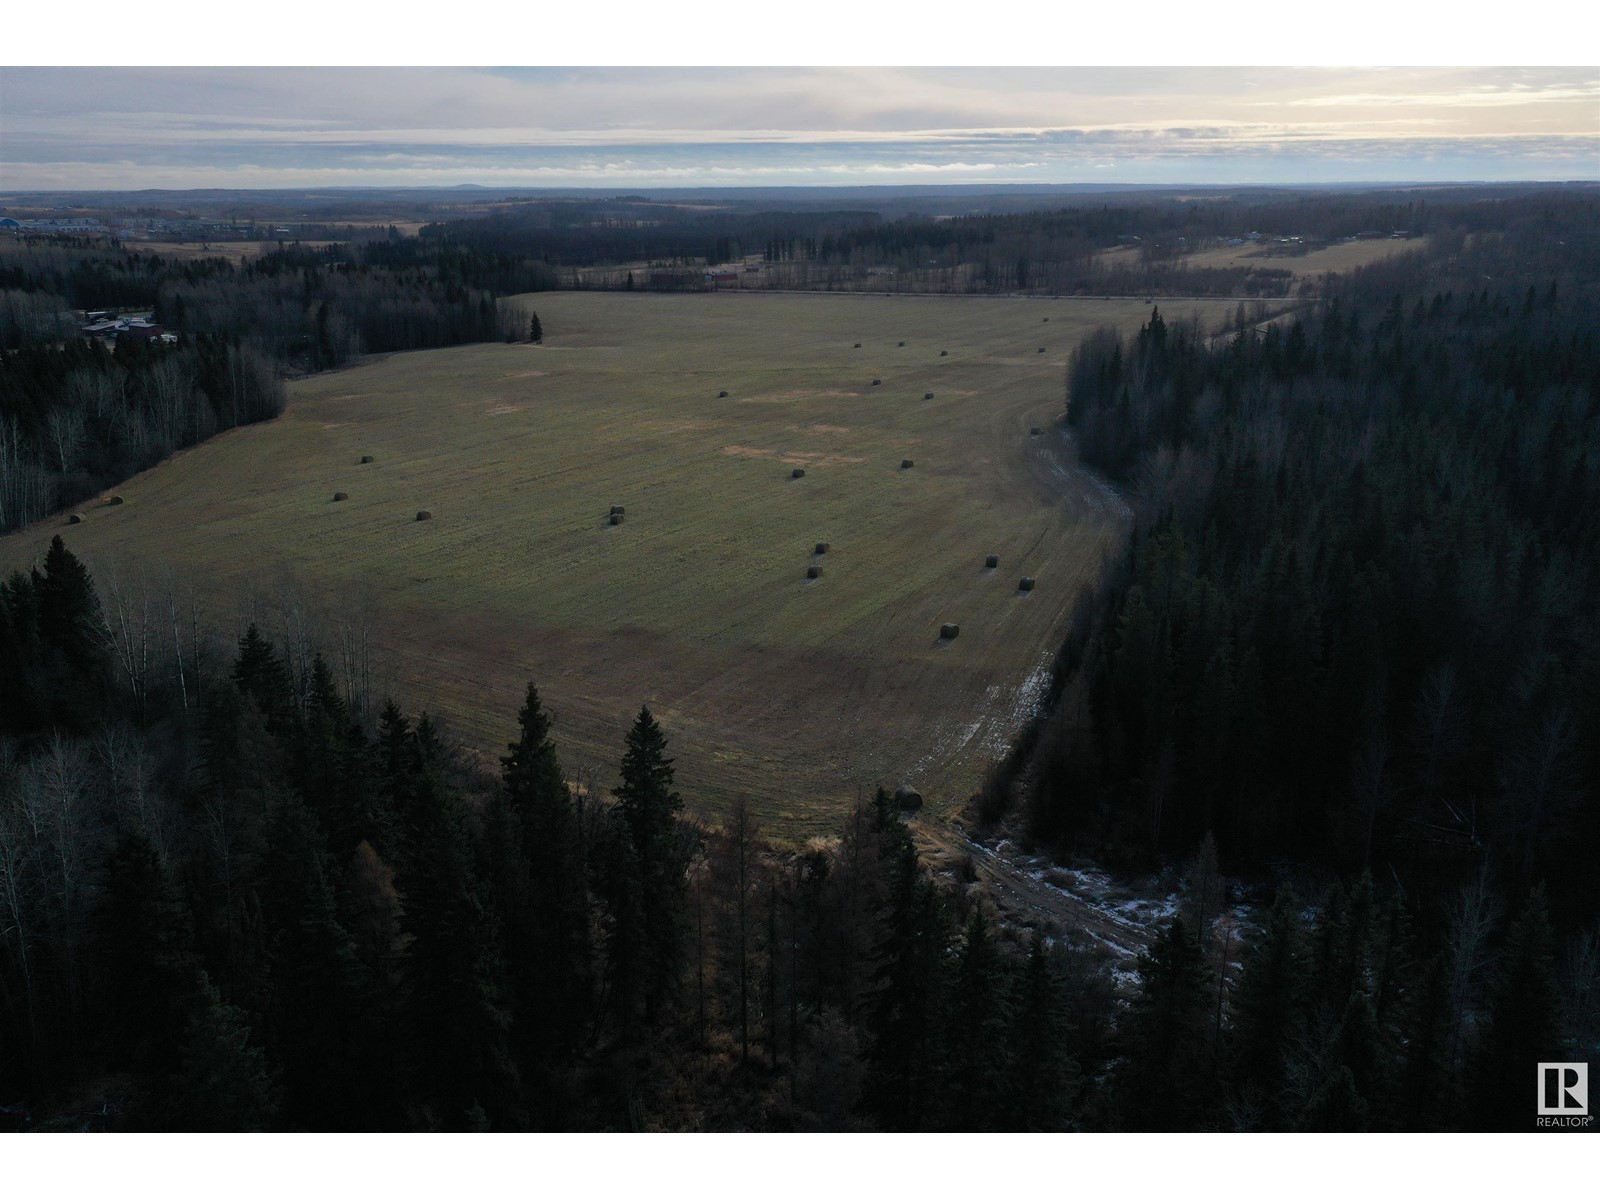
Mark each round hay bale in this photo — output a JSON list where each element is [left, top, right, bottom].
[[791, 468, 806, 479], [897, 341, 905, 347], [68, 513, 83, 525], [940, 350, 948, 356], [939, 623, 960, 640], [853, 342, 862, 348], [108, 495, 124, 506], [360, 455, 374, 464], [416, 510, 433, 522], [871, 378, 881, 386], [718, 390, 729, 398], [985, 554, 999, 569], [924, 392, 934, 400], [894, 784, 924, 811], [814, 541, 829, 555], [1018, 576, 1036, 592], [609, 512, 624, 526], [806, 565, 822, 579], [900, 459, 914, 469], [1038, 347, 1047, 353], [610, 505, 625, 516], [332, 491, 348, 502], [1043, 316, 1050, 322]]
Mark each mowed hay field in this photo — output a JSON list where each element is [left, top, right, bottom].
[[1099, 236, 1427, 280], [1, 291, 1243, 838]]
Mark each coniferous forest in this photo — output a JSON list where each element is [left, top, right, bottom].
[[1, 187, 1597, 1133]]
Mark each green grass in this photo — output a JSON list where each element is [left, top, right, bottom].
[[2, 291, 1245, 839]]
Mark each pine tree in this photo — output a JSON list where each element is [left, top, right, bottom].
[[529, 312, 543, 343]]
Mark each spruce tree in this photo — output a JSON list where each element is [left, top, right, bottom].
[[1006, 930, 1079, 1130], [943, 905, 1013, 1130], [259, 796, 377, 1129], [163, 971, 277, 1131], [0, 571, 45, 734], [396, 768, 520, 1129], [32, 536, 109, 727], [1467, 888, 1564, 1130], [863, 813, 949, 1131], [497, 683, 591, 1111], [232, 624, 294, 734], [91, 830, 194, 1078], [612, 706, 687, 1024], [1228, 887, 1306, 1113], [1117, 916, 1214, 1130]]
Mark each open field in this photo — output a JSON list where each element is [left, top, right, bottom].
[[130, 240, 354, 264], [1098, 236, 1426, 280], [1181, 236, 1428, 275], [1, 291, 1246, 838]]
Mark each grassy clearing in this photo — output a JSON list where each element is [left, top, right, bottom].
[[1099, 236, 1426, 280], [2, 291, 1244, 839], [129, 241, 283, 264]]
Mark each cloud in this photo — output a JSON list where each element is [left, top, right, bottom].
[[3, 67, 1596, 190]]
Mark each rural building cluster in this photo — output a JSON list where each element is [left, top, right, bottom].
[[78, 310, 178, 345]]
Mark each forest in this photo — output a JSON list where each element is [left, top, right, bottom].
[[411, 185, 1575, 297], [1, 185, 1595, 1131], [0, 507, 1592, 1132]]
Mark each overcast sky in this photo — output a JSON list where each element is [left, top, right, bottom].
[[3, 66, 1596, 191]]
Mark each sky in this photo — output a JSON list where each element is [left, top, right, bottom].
[[3, 48, 1597, 192]]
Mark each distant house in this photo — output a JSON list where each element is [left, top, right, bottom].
[[80, 311, 176, 344], [20, 218, 110, 234], [703, 270, 739, 284]]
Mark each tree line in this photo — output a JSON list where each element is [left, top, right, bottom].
[[0, 238, 536, 533], [2, 540, 1589, 1130]]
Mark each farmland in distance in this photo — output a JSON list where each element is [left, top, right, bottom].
[[1, 291, 1248, 838]]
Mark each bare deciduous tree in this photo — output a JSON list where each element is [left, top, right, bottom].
[[1444, 866, 1501, 1076]]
